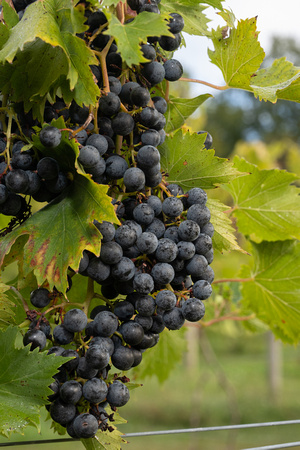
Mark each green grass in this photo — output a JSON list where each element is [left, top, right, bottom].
[[1, 330, 300, 450]]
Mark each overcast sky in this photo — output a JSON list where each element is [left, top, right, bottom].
[[175, 0, 300, 96]]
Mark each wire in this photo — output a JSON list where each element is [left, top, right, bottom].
[[242, 442, 300, 450], [123, 420, 300, 437], [1, 420, 300, 447], [0, 439, 75, 447]]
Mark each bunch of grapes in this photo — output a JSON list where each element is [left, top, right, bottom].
[[1, 0, 215, 440]]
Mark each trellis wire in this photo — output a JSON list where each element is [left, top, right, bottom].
[[1, 419, 300, 448], [124, 419, 300, 437], [243, 443, 300, 450]]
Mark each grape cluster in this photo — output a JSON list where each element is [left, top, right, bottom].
[[0, 127, 72, 217], [9, 1, 215, 440], [22, 182, 214, 438]]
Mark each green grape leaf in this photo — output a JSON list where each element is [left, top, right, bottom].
[[0, 175, 118, 294], [131, 328, 186, 383], [2, 0, 19, 29], [240, 240, 300, 344], [0, 284, 17, 329], [208, 18, 265, 90], [59, 31, 99, 106], [250, 57, 300, 103], [0, 326, 66, 437], [159, 129, 242, 189], [164, 93, 212, 134], [104, 12, 173, 67], [0, 22, 10, 48], [81, 427, 127, 450], [208, 18, 300, 104], [225, 157, 300, 242], [159, 0, 210, 36], [3, 40, 69, 111], [0, 0, 99, 113], [207, 198, 247, 254], [277, 77, 300, 103]]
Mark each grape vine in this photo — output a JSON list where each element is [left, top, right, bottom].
[[0, 0, 299, 449]]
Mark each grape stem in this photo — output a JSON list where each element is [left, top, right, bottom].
[[164, 80, 170, 102], [93, 292, 114, 308], [94, 36, 115, 94], [158, 182, 172, 197], [180, 77, 229, 91], [71, 113, 94, 138], [43, 301, 85, 315], [212, 277, 254, 284]]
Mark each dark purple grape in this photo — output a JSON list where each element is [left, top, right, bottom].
[[111, 112, 135, 136], [163, 307, 185, 330], [30, 288, 51, 308], [72, 413, 99, 438], [163, 59, 183, 81], [39, 126, 62, 148], [93, 310, 119, 337], [119, 321, 145, 346], [63, 309, 87, 332], [23, 329, 47, 350], [82, 378, 108, 404], [59, 380, 82, 404], [111, 345, 134, 370], [182, 298, 205, 322], [107, 380, 130, 407], [53, 324, 74, 345], [49, 399, 76, 426]]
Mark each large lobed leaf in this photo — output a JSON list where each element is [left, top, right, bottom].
[[0, 327, 67, 437], [225, 157, 300, 243], [0, 118, 119, 293], [159, 129, 241, 190], [104, 11, 173, 67], [240, 240, 300, 344], [0, 175, 118, 294], [209, 17, 300, 103]]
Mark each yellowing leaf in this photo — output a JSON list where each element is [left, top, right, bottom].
[[0, 175, 118, 294], [250, 57, 300, 103], [208, 18, 265, 90]]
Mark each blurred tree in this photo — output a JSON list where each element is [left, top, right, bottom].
[[201, 37, 300, 157]]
